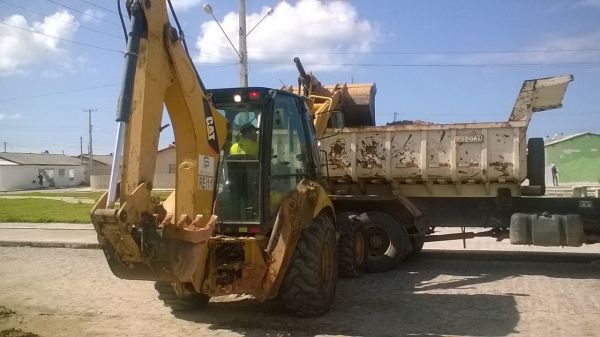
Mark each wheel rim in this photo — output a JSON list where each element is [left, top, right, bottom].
[[367, 226, 390, 257], [320, 235, 335, 288], [354, 230, 366, 266]]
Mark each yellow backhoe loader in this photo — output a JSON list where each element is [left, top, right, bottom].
[[91, 0, 339, 316]]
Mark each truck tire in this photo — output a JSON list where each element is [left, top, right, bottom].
[[358, 211, 410, 273], [337, 212, 366, 278], [527, 137, 546, 195], [408, 235, 425, 258], [154, 282, 209, 311], [278, 215, 338, 316]]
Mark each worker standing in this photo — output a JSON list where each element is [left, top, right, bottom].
[[551, 163, 559, 186]]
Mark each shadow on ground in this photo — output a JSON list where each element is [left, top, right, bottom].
[[172, 252, 600, 337]]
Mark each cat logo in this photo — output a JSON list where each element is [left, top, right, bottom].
[[206, 116, 216, 141]]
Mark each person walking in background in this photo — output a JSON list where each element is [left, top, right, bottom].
[[551, 163, 559, 186]]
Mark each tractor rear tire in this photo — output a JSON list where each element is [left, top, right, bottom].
[[337, 212, 367, 278], [358, 211, 410, 273], [154, 282, 210, 311], [278, 215, 338, 316]]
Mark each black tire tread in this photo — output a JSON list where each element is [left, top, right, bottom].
[[278, 215, 338, 316], [337, 212, 366, 278]]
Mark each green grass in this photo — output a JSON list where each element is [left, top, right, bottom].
[[0, 199, 93, 223], [0, 190, 174, 223], [1, 192, 105, 199], [0, 191, 173, 200]]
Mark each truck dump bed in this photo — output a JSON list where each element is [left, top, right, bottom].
[[320, 75, 573, 197]]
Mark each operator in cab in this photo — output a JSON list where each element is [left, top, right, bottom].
[[230, 123, 259, 157]]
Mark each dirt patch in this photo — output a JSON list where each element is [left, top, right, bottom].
[[0, 328, 40, 337], [0, 307, 15, 319]]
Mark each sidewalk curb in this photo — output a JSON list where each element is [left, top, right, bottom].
[[421, 249, 600, 263], [0, 241, 100, 250]]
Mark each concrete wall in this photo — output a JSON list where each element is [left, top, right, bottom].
[[545, 134, 600, 184], [0, 165, 85, 191], [155, 147, 176, 174]]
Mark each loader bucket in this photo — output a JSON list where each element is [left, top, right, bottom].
[[325, 83, 376, 127]]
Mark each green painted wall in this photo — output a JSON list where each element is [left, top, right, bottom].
[[545, 134, 600, 184]]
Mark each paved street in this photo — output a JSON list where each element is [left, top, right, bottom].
[[1, 246, 600, 337]]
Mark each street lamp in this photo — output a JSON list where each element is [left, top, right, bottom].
[[203, 1, 273, 87]]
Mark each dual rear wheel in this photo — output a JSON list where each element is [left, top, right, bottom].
[[338, 211, 423, 274]]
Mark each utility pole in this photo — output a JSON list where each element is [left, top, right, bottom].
[[84, 108, 97, 175], [80, 136, 84, 166], [238, 0, 248, 87], [3, 141, 6, 153], [204, 1, 272, 88], [393, 112, 398, 122]]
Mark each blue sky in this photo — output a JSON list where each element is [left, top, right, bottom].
[[0, 0, 599, 155]]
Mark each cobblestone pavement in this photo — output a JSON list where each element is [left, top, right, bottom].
[[1, 247, 599, 337]]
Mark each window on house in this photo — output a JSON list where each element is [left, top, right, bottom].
[[69, 169, 75, 182], [59, 168, 65, 176], [168, 164, 177, 174]]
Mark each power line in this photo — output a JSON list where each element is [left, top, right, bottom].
[[247, 61, 600, 68], [0, 0, 122, 39], [246, 48, 600, 56], [44, 0, 120, 26], [75, 0, 118, 15], [0, 83, 119, 103], [0, 21, 124, 54]]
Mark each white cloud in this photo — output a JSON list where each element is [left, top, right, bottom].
[[195, 0, 379, 71], [0, 112, 22, 120], [578, 0, 600, 9], [0, 10, 79, 76], [81, 9, 106, 24], [171, 0, 203, 11]]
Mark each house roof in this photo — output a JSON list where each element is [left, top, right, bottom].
[[75, 154, 113, 165], [544, 132, 600, 146], [0, 153, 83, 166]]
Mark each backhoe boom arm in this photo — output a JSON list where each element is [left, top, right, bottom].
[[91, 0, 227, 283]]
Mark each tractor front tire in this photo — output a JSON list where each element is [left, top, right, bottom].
[[278, 215, 338, 316]]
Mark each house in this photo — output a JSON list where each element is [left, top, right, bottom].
[[544, 132, 600, 185], [0, 152, 85, 191], [74, 154, 113, 183], [154, 144, 176, 188], [88, 146, 176, 189]]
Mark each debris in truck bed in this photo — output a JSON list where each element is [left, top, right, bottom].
[[386, 120, 434, 126]]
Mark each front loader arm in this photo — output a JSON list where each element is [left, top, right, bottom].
[[91, 0, 226, 283]]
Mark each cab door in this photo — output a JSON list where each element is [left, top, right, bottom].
[[267, 93, 314, 217]]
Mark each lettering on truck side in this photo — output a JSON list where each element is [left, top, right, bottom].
[[455, 135, 484, 143]]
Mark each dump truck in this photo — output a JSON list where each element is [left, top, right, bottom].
[[290, 59, 600, 274], [319, 76, 600, 270]]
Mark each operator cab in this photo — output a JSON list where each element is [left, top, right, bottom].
[[209, 88, 320, 234]]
